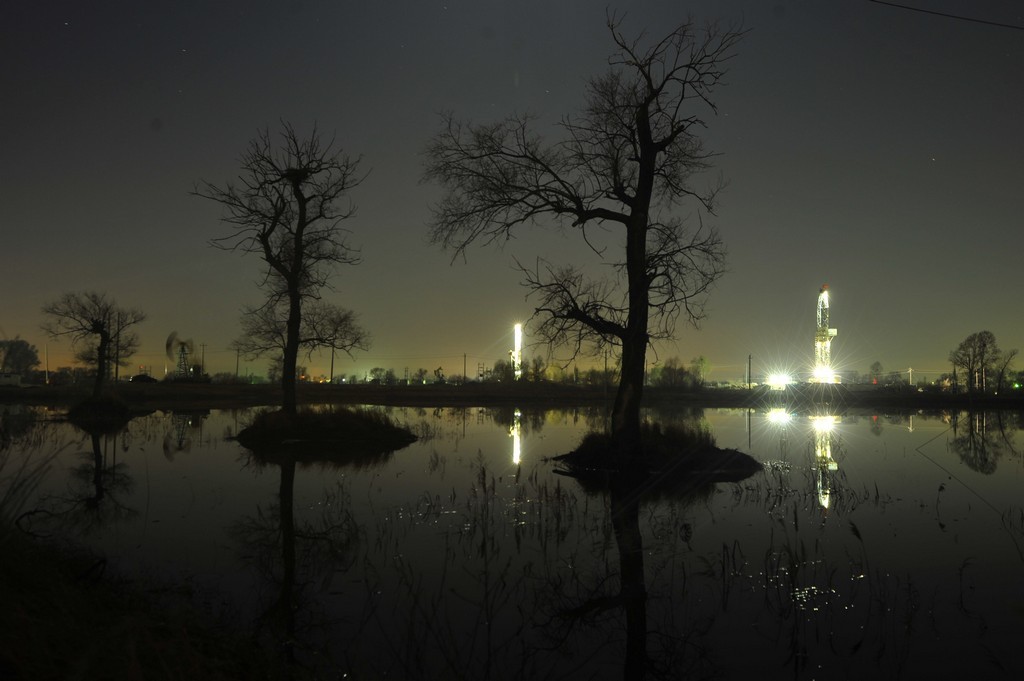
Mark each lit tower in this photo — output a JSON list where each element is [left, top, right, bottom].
[[511, 323, 523, 380], [812, 284, 838, 383]]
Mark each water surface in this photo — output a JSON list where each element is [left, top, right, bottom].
[[7, 404, 1024, 679]]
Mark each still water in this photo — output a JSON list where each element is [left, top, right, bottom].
[[6, 405, 1024, 679]]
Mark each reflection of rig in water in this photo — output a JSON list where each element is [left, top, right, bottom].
[[764, 408, 842, 510], [810, 414, 840, 510], [163, 410, 208, 460], [509, 408, 522, 465]]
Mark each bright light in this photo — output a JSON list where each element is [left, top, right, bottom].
[[512, 323, 523, 380], [767, 408, 792, 425], [810, 415, 838, 433], [510, 409, 522, 464], [767, 373, 793, 390], [812, 365, 835, 383]]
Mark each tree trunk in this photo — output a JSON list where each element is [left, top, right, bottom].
[[281, 290, 301, 416], [94, 332, 110, 398], [610, 197, 651, 460], [277, 456, 297, 661], [611, 335, 646, 450]]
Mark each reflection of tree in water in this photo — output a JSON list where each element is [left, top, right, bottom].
[[232, 455, 360, 667], [0, 405, 38, 450], [950, 411, 1017, 474], [543, 423, 761, 679], [56, 429, 136, 532], [232, 425, 409, 673], [486, 406, 548, 435], [869, 413, 884, 437], [646, 403, 705, 427], [16, 421, 136, 538], [372, 420, 759, 680]]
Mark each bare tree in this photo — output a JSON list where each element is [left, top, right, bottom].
[[73, 310, 142, 382], [41, 292, 146, 397], [232, 299, 369, 372], [949, 331, 1002, 393], [994, 348, 1018, 394], [195, 122, 364, 414], [423, 15, 739, 449]]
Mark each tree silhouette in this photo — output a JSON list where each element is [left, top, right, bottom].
[[0, 338, 40, 382], [949, 331, 1002, 393], [424, 15, 740, 452], [41, 292, 145, 397], [196, 122, 364, 415], [232, 299, 368, 379]]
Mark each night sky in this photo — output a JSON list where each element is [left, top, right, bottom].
[[3, 1, 1022, 383]]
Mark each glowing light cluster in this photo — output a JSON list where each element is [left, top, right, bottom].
[[810, 414, 838, 433], [812, 365, 836, 384], [510, 409, 522, 464], [511, 323, 523, 381], [767, 373, 793, 390], [811, 285, 840, 383]]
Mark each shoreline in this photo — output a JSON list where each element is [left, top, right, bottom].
[[2, 382, 1021, 413]]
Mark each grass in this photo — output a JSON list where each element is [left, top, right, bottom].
[[0, 531, 289, 680], [235, 407, 418, 466], [550, 422, 763, 503], [554, 422, 762, 475], [66, 395, 133, 434]]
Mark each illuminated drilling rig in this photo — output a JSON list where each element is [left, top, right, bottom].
[[812, 284, 839, 383], [511, 323, 523, 381]]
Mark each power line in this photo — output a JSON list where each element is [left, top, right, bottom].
[[867, 0, 1024, 31]]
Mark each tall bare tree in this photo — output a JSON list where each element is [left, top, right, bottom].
[[195, 123, 364, 414], [41, 292, 146, 397], [424, 15, 739, 450]]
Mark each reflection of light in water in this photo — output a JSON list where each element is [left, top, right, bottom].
[[510, 409, 522, 465], [810, 414, 837, 433], [811, 415, 839, 508], [767, 408, 792, 425]]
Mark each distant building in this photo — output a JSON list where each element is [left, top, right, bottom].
[[0, 372, 22, 387]]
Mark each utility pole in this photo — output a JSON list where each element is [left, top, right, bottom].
[[235, 348, 240, 378], [200, 343, 207, 375], [747, 354, 752, 390]]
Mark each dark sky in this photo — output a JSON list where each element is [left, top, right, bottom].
[[3, 1, 1022, 382]]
